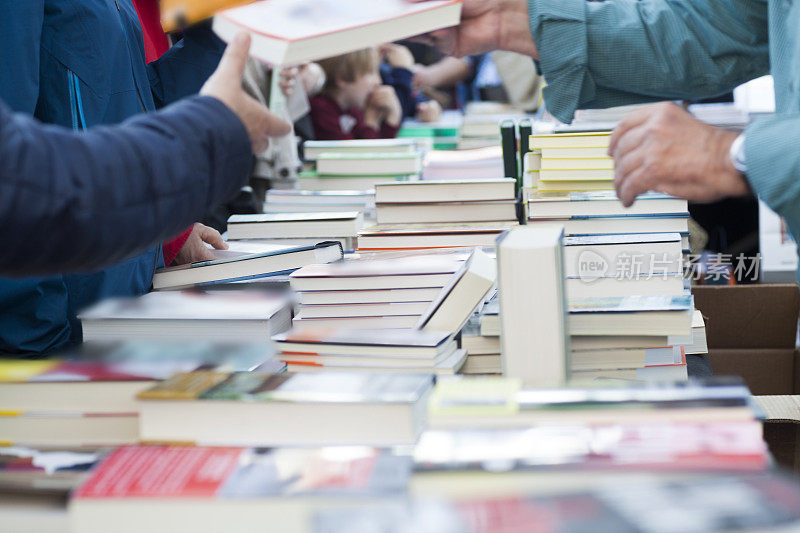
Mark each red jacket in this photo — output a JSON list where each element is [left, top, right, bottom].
[[310, 94, 399, 140]]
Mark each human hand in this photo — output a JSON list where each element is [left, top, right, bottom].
[[380, 43, 415, 69], [407, 0, 538, 58], [609, 102, 750, 207], [278, 67, 299, 97], [367, 86, 403, 127], [201, 33, 292, 153], [173, 223, 228, 265], [416, 100, 442, 122]]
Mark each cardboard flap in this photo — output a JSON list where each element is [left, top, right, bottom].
[[755, 395, 800, 423], [692, 285, 799, 349]]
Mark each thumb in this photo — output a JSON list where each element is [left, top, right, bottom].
[[215, 32, 251, 81]]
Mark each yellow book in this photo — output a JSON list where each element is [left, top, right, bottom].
[[539, 168, 615, 181], [530, 131, 611, 149], [540, 146, 611, 158], [540, 158, 614, 171], [537, 180, 615, 192], [0, 360, 58, 382]]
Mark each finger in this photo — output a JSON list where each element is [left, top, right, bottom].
[[200, 226, 228, 250], [216, 32, 251, 81], [247, 98, 292, 137], [618, 166, 652, 207], [609, 106, 656, 157]]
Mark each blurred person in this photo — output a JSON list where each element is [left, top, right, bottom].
[[310, 48, 403, 140], [0, 34, 290, 277], [0, 2, 262, 355], [380, 44, 443, 123]]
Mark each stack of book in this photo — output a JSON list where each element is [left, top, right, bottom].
[[272, 328, 466, 374], [298, 151, 422, 192], [302, 138, 420, 161], [459, 296, 501, 375], [226, 211, 363, 251], [397, 110, 462, 150], [373, 179, 517, 225], [288, 252, 465, 330], [421, 146, 504, 180], [0, 342, 280, 449], [359, 179, 519, 251], [136, 371, 434, 446], [524, 132, 614, 192], [457, 112, 527, 149], [263, 189, 376, 220], [79, 290, 292, 343]]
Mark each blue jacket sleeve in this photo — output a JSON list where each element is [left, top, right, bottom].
[[0, 95, 252, 276], [147, 22, 226, 107], [0, 1, 44, 113]]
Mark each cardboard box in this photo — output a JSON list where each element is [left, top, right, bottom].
[[692, 284, 800, 470]]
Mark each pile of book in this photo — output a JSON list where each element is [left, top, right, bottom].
[[397, 110, 461, 150], [457, 103, 527, 149], [421, 146, 504, 180], [358, 179, 519, 251], [524, 131, 615, 192], [299, 139, 423, 192], [459, 295, 501, 375], [0, 341, 281, 449], [288, 251, 465, 330], [263, 189, 376, 221], [227, 211, 363, 251]]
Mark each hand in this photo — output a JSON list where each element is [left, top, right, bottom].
[[407, 0, 538, 58], [609, 102, 750, 207], [379, 43, 415, 69], [416, 100, 442, 122], [172, 223, 228, 265], [366, 86, 403, 127], [201, 33, 292, 153], [278, 67, 299, 97]]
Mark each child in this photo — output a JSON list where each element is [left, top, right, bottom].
[[311, 48, 402, 140]]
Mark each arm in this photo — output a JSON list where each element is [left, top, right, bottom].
[[147, 22, 226, 107], [529, 0, 770, 122], [0, 96, 251, 276], [412, 56, 473, 89]]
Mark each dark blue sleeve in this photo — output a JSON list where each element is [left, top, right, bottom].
[[0, 96, 252, 276], [0, 1, 44, 113], [147, 22, 226, 108], [380, 64, 417, 121]]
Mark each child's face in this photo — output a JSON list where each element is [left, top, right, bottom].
[[342, 70, 381, 109]]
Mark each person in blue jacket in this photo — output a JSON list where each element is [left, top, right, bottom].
[[0, 2, 234, 355], [0, 33, 291, 278]]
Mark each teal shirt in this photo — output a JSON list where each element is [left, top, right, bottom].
[[528, 0, 800, 269]]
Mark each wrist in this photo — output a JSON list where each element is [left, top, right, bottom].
[[499, 0, 539, 58], [714, 129, 751, 197]]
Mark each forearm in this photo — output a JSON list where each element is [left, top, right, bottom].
[[745, 115, 800, 253], [0, 96, 251, 275], [417, 57, 472, 88], [528, 0, 769, 122]]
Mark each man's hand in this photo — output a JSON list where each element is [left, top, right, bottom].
[[173, 223, 228, 265], [609, 102, 750, 207], [278, 67, 299, 97], [366, 86, 403, 128], [408, 0, 537, 58], [201, 33, 292, 153]]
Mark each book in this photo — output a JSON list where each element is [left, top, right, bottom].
[[571, 345, 688, 381], [416, 249, 497, 334], [70, 445, 411, 532], [264, 189, 374, 215], [297, 171, 416, 191], [137, 372, 434, 446], [297, 301, 432, 319], [459, 354, 502, 374], [568, 295, 694, 336], [299, 287, 443, 305], [303, 138, 418, 160], [152, 242, 343, 290], [316, 152, 422, 176], [0, 342, 278, 415], [497, 226, 569, 387], [79, 290, 291, 343], [291, 314, 420, 330], [357, 222, 518, 250], [227, 211, 363, 240], [272, 328, 454, 358], [0, 447, 100, 494], [284, 348, 467, 375], [535, 179, 615, 192], [212, 0, 463, 66], [375, 179, 515, 204], [527, 191, 688, 218], [375, 200, 517, 225], [0, 414, 138, 448], [530, 132, 611, 149], [539, 168, 615, 181], [668, 310, 708, 355], [565, 274, 686, 299], [421, 147, 504, 180], [289, 254, 461, 291], [539, 157, 614, 170], [531, 215, 689, 236]]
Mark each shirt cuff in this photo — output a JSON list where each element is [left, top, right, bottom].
[[528, 0, 596, 123]]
